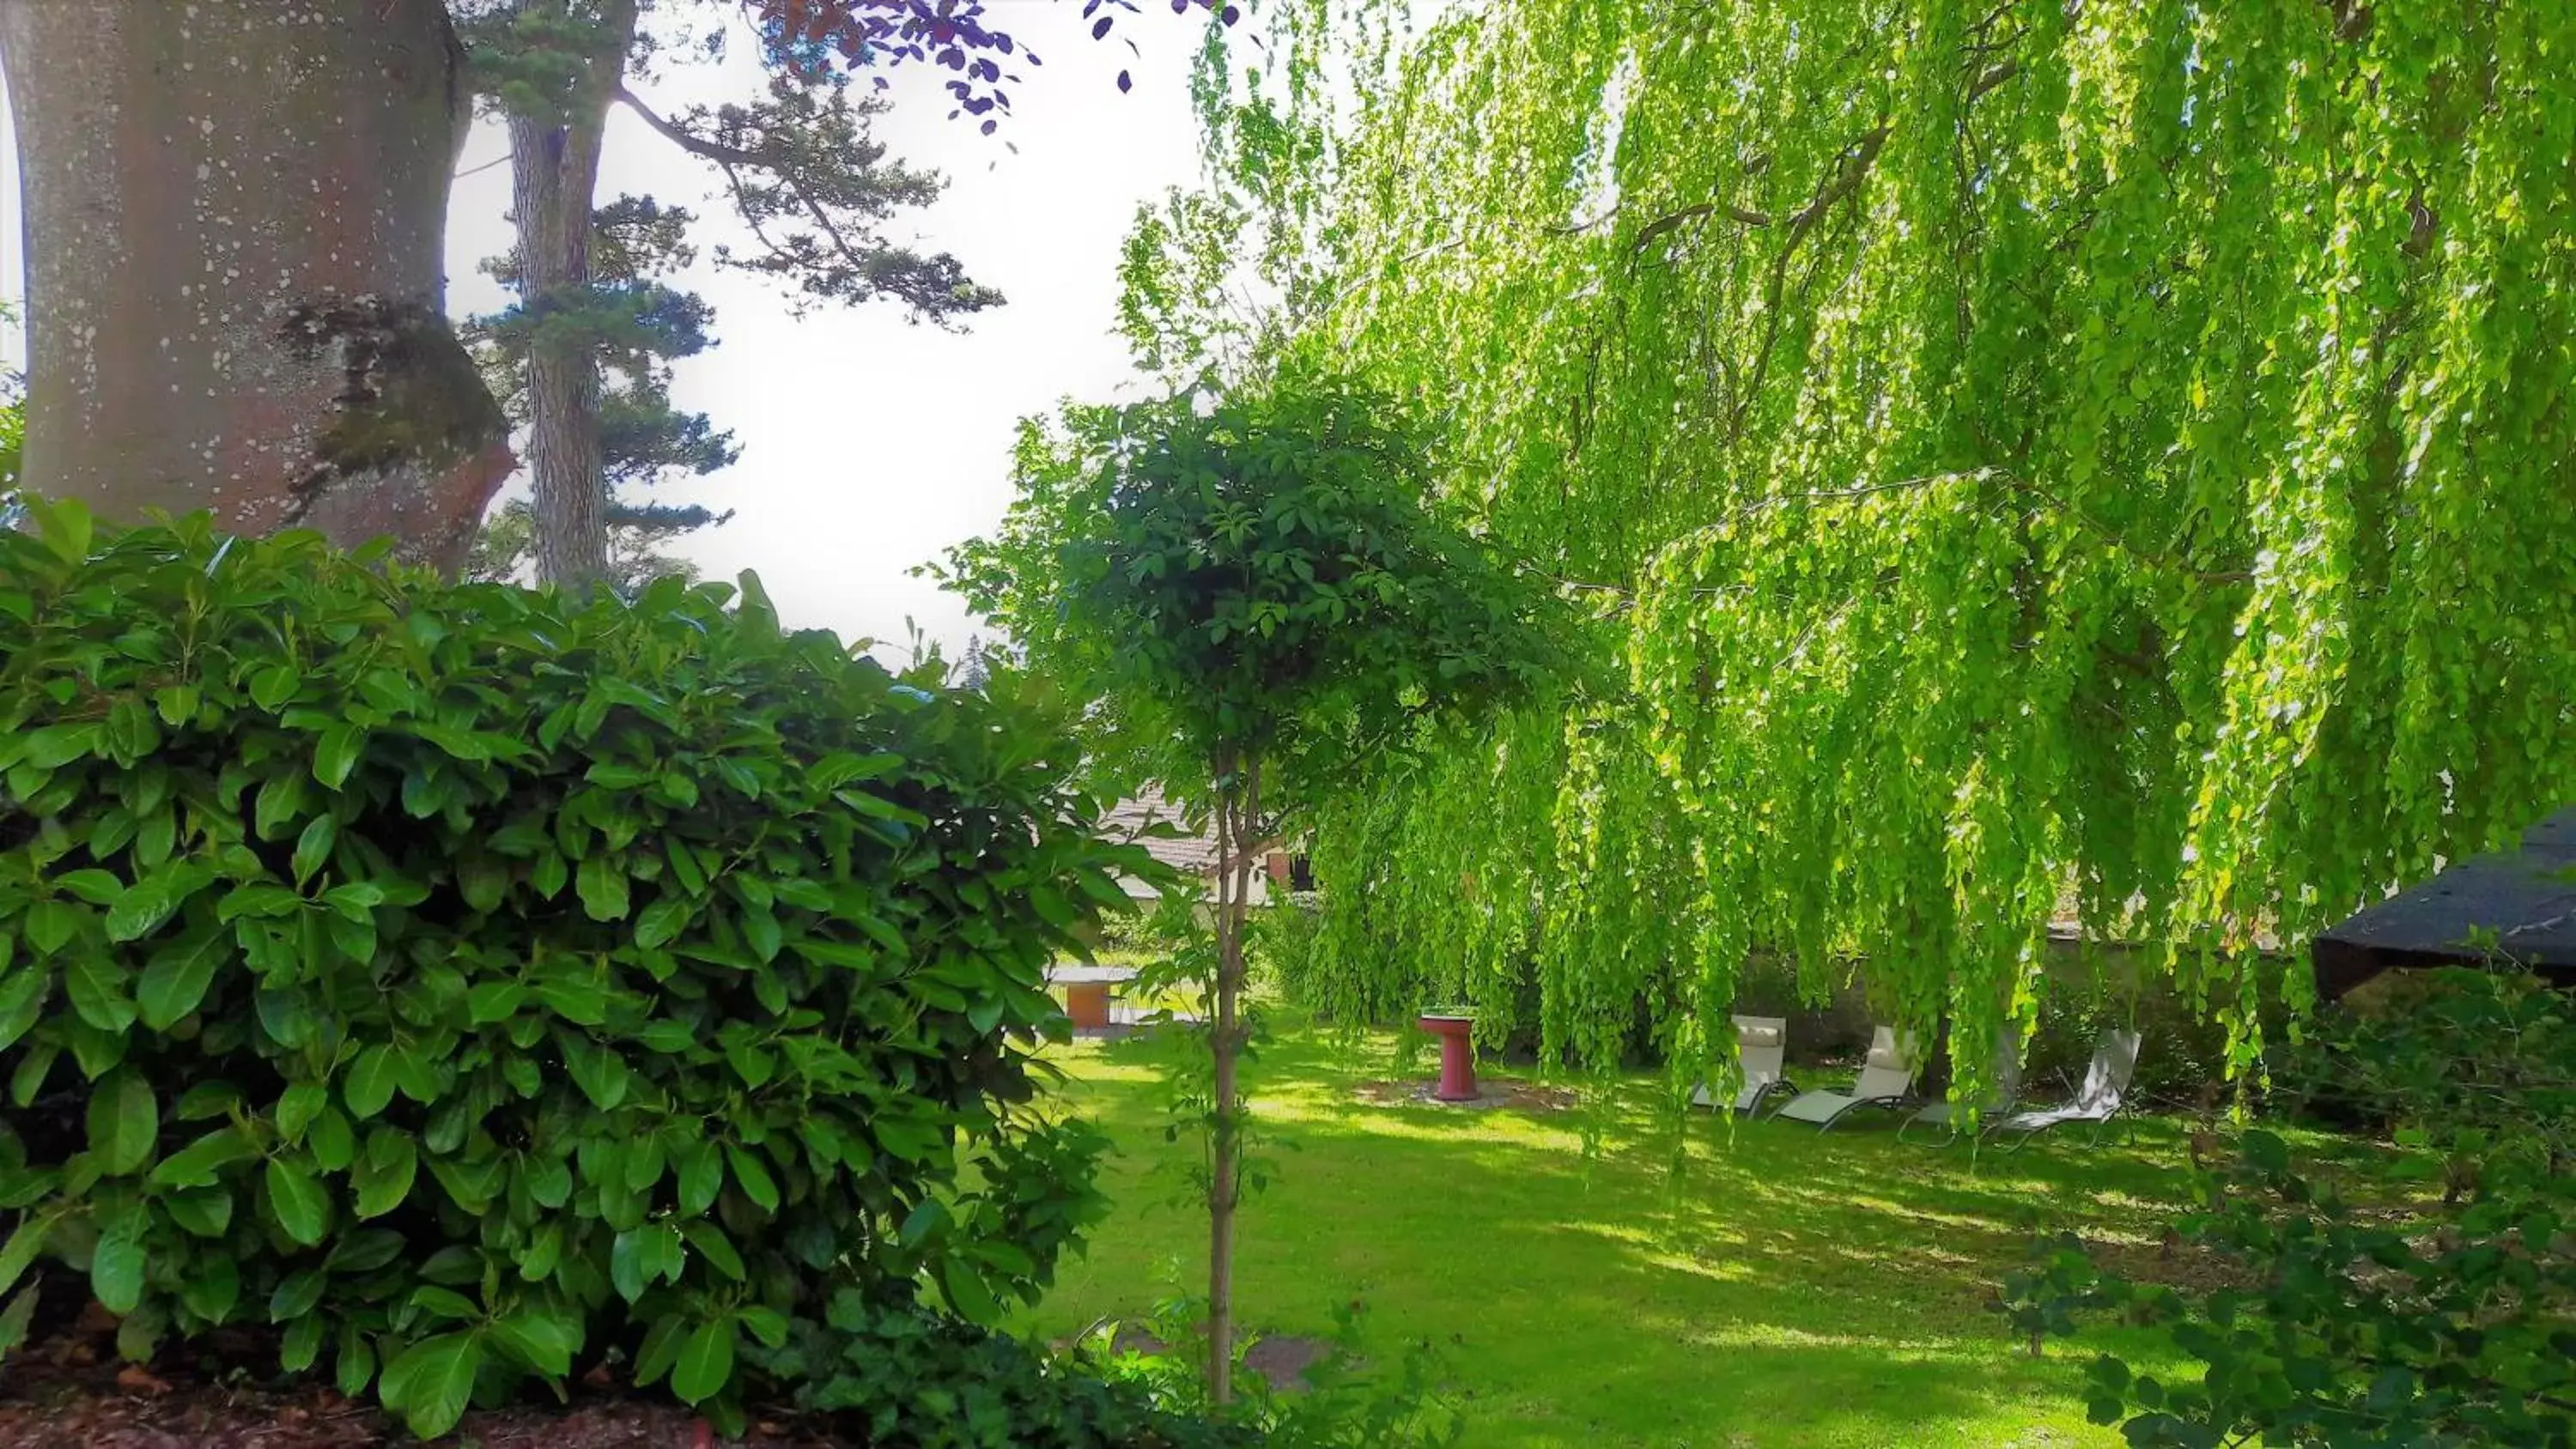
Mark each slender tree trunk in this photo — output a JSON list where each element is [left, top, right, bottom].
[[0, 0, 509, 571], [503, 0, 635, 589], [1207, 752, 1259, 1406]]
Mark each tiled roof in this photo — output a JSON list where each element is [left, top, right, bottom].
[[1099, 784, 1223, 876], [1099, 784, 1278, 904]]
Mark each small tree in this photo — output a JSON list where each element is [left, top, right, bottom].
[[945, 367, 1556, 1402]]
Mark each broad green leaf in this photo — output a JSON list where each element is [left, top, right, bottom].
[[0, 1214, 53, 1297], [106, 861, 214, 942], [351, 1129, 417, 1219], [633, 1313, 687, 1388], [89, 1204, 147, 1315], [180, 1252, 240, 1324], [274, 1082, 327, 1142], [491, 1306, 577, 1378], [25, 900, 81, 957], [248, 664, 300, 712], [290, 814, 337, 885], [22, 722, 99, 770], [87, 1067, 158, 1175], [939, 1258, 1000, 1325], [560, 1034, 629, 1112], [384, 1331, 482, 1440], [313, 724, 365, 790], [0, 967, 48, 1052], [681, 1221, 744, 1281], [468, 981, 527, 1024], [279, 1309, 325, 1373], [264, 1157, 330, 1246], [163, 1187, 234, 1238], [633, 898, 691, 950], [343, 1045, 398, 1119], [740, 906, 782, 965], [0, 1284, 37, 1363], [307, 1106, 355, 1173], [53, 870, 124, 906], [724, 1145, 778, 1213], [64, 954, 137, 1033], [575, 853, 631, 923], [150, 1126, 258, 1189], [137, 930, 229, 1030], [675, 1142, 721, 1216], [252, 769, 309, 840], [336, 1323, 378, 1399], [670, 1318, 736, 1406]]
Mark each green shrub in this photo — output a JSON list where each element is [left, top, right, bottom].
[[2025, 967, 2576, 1446], [0, 502, 1145, 1435], [761, 1288, 1262, 1449]]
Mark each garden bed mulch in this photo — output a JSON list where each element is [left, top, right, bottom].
[[1352, 1079, 1577, 1113], [0, 1331, 835, 1449]]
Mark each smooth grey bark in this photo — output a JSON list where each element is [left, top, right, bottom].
[[0, 0, 509, 570]]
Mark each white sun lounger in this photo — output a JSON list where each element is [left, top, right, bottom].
[[1983, 1028, 2142, 1150], [1771, 1026, 1920, 1131], [1689, 1015, 1795, 1114]]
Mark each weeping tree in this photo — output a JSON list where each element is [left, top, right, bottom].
[[1130, 0, 2576, 1102], [942, 367, 1555, 1403], [0, 1, 510, 571]]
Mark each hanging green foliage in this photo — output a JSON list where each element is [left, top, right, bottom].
[[1151, 0, 2576, 1097]]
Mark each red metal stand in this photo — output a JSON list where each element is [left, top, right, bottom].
[[1418, 1015, 1478, 1101]]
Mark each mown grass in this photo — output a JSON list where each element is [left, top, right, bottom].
[[1022, 1016, 2207, 1449]]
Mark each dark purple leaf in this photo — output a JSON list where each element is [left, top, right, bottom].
[[981, 118, 998, 135], [1092, 15, 1114, 39], [1222, 4, 1241, 22], [1116, 69, 1132, 92]]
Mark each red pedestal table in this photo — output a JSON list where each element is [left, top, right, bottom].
[[1417, 1014, 1479, 1101]]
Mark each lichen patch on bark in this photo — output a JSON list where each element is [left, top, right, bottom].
[[276, 294, 507, 508]]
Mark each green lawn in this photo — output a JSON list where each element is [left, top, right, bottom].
[[1022, 1018, 2196, 1449]]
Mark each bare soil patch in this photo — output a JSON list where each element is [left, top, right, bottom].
[[1352, 1078, 1577, 1113]]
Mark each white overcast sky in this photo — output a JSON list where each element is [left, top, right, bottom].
[[1, 6, 1210, 659]]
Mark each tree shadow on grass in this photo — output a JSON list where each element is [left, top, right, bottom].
[[1042, 1031, 2198, 1447]]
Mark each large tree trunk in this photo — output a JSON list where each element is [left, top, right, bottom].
[[0, 0, 509, 571], [503, 0, 635, 589]]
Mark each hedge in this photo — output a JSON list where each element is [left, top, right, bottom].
[[0, 500, 1148, 1436]]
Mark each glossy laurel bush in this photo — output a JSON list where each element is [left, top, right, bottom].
[[0, 501, 1145, 1437]]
